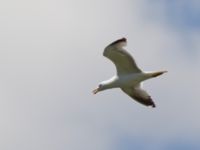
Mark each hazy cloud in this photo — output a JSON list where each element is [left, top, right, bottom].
[[0, 0, 199, 150]]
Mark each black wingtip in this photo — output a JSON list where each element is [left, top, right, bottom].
[[120, 37, 127, 42], [143, 97, 156, 108], [149, 98, 156, 108], [151, 103, 156, 108], [109, 37, 127, 46]]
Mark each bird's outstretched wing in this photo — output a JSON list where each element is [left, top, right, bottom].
[[103, 38, 142, 75], [121, 85, 156, 107]]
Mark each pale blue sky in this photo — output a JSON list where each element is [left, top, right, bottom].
[[0, 0, 199, 150]]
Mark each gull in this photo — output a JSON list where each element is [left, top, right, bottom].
[[93, 38, 167, 108]]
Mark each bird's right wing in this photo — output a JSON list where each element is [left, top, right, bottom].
[[121, 85, 156, 107], [103, 38, 142, 75]]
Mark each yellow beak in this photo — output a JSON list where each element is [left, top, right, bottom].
[[92, 88, 99, 94]]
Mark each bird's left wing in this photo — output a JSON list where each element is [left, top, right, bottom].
[[103, 38, 142, 75], [121, 85, 156, 107]]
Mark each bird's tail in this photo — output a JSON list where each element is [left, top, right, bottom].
[[150, 71, 168, 78]]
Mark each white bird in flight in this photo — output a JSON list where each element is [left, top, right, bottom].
[[93, 38, 167, 108]]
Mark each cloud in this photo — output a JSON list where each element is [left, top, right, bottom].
[[141, 0, 200, 30], [0, 0, 200, 150], [114, 134, 200, 150], [139, 0, 200, 57]]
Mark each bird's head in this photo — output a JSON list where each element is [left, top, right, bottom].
[[92, 83, 105, 94]]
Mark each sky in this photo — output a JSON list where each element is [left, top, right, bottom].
[[0, 0, 200, 150]]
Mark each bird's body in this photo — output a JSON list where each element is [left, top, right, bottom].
[[101, 73, 149, 89], [93, 38, 167, 108]]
